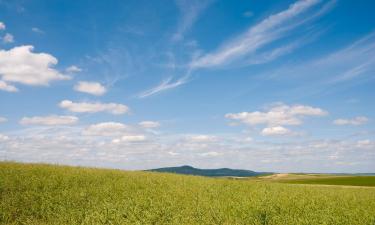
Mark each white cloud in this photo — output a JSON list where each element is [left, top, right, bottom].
[[356, 139, 374, 149], [0, 134, 9, 141], [83, 122, 128, 136], [0, 22, 5, 30], [112, 135, 146, 143], [0, 117, 7, 123], [333, 116, 369, 126], [199, 151, 222, 157], [1, 124, 374, 172], [139, 121, 160, 128], [66, 65, 82, 73], [20, 115, 78, 126], [172, 0, 213, 41], [74, 81, 107, 96], [191, 0, 323, 68], [59, 100, 129, 115], [0, 45, 70, 86], [261, 126, 291, 136], [31, 27, 44, 34], [0, 80, 18, 92], [186, 135, 217, 142], [226, 103, 327, 127], [246, 41, 303, 65], [2, 33, 14, 43], [138, 76, 188, 98]]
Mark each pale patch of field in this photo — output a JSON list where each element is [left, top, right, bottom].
[[258, 173, 325, 180]]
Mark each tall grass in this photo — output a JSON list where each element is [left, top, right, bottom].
[[1, 162, 375, 225]]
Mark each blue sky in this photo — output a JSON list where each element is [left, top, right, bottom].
[[0, 0, 374, 172]]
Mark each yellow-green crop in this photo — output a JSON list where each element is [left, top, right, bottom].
[[1, 162, 374, 225]]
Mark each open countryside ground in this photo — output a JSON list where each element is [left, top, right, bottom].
[[1, 162, 375, 225]]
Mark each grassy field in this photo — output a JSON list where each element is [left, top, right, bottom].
[[1, 162, 375, 225], [257, 173, 375, 186], [279, 175, 375, 186]]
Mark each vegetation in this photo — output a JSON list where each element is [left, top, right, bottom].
[[257, 173, 375, 186], [279, 175, 375, 186], [148, 165, 270, 177], [1, 162, 375, 225]]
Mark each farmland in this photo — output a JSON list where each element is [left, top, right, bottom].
[[1, 162, 375, 225], [257, 173, 375, 187]]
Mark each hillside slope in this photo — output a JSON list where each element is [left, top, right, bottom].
[[1, 162, 375, 225], [148, 165, 269, 177]]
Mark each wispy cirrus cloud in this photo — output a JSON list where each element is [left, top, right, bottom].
[[325, 33, 375, 83], [141, 0, 334, 98], [191, 0, 331, 69], [137, 75, 189, 98], [260, 31, 375, 99], [172, 0, 214, 41]]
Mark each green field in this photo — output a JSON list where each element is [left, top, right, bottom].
[[257, 173, 375, 187], [1, 162, 375, 225], [279, 176, 375, 186]]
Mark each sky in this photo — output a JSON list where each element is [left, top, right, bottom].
[[0, 0, 374, 173]]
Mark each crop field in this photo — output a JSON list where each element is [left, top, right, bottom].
[[257, 173, 375, 187], [1, 162, 375, 225], [278, 175, 375, 187]]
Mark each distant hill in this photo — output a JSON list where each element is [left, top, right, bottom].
[[147, 165, 271, 177]]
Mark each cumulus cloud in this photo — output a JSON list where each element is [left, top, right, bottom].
[[261, 126, 291, 136], [20, 115, 78, 126], [186, 135, 217, 142], [1, 124, 374, 172], [82, 122, 128, 137], [226, 103, 327, 127], [139, 121, 160, 128], [0, 45, 70, 86], [261, 126, 292, 136], [0, 22, 5, 30], [2, 33, 14, 43], [0, 134, 9, 141], [356, 139, 374, 149], [0, 80, 18, 92], [74, 81, 107, 96], [59, 100, 129, 115], [112, 135, 146, 143], [66, 65, 82, 73], [333, 116, 368, 126]]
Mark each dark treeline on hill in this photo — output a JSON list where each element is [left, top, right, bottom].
[[147, 165, 271, 177]]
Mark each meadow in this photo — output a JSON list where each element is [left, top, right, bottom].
[[1, 162, 375, 225]]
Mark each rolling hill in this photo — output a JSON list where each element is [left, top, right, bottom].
[[1, 162, 375, 224], [148, 165, 271, 177]]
